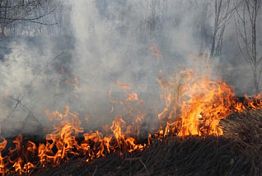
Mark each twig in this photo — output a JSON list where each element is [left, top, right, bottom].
[[125, 157, 150, 175], [92, 166, 97, 176]]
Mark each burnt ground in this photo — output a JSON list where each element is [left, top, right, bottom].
[[24, 110, 262, 176]]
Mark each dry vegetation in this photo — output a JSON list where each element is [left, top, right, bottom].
[[29, 110, 262, 176]]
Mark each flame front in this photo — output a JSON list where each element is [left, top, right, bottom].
[[0, 70, 262, 175], [158, 70, 262, 137]]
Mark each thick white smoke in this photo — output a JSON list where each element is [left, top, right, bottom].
[[0, 0, 261, 136]]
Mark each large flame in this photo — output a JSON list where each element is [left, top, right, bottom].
[[158, 70, 262, 137], [0, 69, 262, 175]]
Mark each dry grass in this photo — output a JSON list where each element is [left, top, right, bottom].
[[29, 110, 262, 176]]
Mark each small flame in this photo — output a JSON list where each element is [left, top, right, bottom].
[[0, 138, 7, 175]]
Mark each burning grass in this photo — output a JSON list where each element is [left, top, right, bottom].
[[0, 70, 262, 175], [32, 110, 262, 176]]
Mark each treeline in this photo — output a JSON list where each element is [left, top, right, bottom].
[[142, 0, 262, 93], [0, 0, 64, 36], [0, 0, 261, 92]]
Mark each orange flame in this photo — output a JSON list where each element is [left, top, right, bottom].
[[0, 70, 262, 174], [158, 70, 262, 137], [0, 138, 7, 175]]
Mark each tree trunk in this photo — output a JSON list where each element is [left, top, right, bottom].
[[252, 0, 259, 93], [1, 25, 5, 36], [253, 66, 259, 93]]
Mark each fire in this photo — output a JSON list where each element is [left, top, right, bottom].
[[158, 70, 262, 137], [127, 92, 139, 101], [39, 106, 83, 166], [178, 78, 234, 136], [38, 107, 145, 169], [0, 138, 7, 175], [236, 94, 262, 111], [110, 117, 145, 153], [0, 69, 261, 175]]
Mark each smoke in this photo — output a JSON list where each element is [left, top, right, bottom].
[[68, 0, 209, 121], [0, 0, 260, 136]]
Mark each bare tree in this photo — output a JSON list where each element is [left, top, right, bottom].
[[145, 0, 167, 38], [210, 0, 237, 58], [235, 0, 262, 93], [0, 0, 60, 36]]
